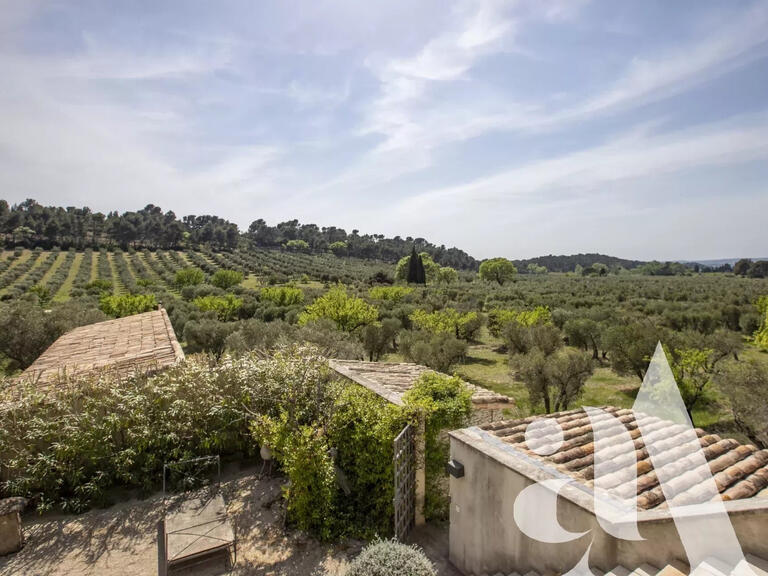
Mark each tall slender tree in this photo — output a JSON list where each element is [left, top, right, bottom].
[[407, 246, 420, 283]]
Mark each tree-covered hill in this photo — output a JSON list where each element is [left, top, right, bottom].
[[0, 198, 477, 270]]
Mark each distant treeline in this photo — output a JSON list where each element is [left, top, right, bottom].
[[0, 199, 478, 270], [514, 253, 644, 273]]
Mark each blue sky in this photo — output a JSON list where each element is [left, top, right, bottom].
[[1, 0, 767, 260]]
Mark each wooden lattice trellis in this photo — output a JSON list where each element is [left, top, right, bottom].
[[393, 423, 415, 541]]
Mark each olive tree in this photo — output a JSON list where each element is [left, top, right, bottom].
[[478, 258, 517, 285]]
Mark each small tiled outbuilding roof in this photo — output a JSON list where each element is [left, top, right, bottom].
[[17, 307, 184, 388], [478, 406, 768, 510], [329, 359, 513, 408]]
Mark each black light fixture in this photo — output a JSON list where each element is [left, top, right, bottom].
[[446, 459, 464, 478]]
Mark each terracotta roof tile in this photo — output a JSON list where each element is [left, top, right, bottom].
[[476, 406, 768, 510], [329, 359, 514, 407], [15, 307, 184, 390]]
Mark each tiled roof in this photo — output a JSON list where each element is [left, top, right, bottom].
[[329, 359, 513, 407], [477, 406, 768, 510], [16, 307, 184, 388]]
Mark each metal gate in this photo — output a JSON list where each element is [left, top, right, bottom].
[[393, 423, 415, 541]]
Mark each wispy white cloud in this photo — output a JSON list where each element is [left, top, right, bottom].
[[401, 114, 768, 209]]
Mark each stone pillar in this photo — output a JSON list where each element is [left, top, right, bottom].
[[0, 497, 27, 556], [415, 413, 426, 526]]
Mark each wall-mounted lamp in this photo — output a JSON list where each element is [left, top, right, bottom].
[[446, 459, 464, 478]]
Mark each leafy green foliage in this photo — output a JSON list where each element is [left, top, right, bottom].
[[284, 239, 310, 252], [259, 286, 305, 306], [410, 308, 482, 340], [755, 296, 768, 350], [436, 266, 459, 283], [0, 299, 106, 370], [503, 322, 563, 356], [327, 386, 409, 537], [395, 251, 441, 284], [362, 319, 402, 361], [515, 347, 594, 413], [487, 306, 551, 337], [193, 294, 243, 321], [328, 241, 348, 256], [404, 372, 472, 520], [211, 269, 244, 289], [2, 349, 328, 512], [603, 322, 660, 381], [175, 266, 205, 287], [183, 319, 236, 359], [369, 285, 413, 302], [478, 257, 517, 285], [717, 360, 768, 448], [99, 293, 157, 318], [400, 331, 467, 372], [28, 284, 52, 304], [346, 539, 436, 576], [298, 285, 378, 331]]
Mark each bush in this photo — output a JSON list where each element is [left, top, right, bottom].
[[487, 306, 551, 337], [183, 319, 237, 359], [346, 539, 436, 576], [369, 285, 413, 303], [211, 269, 244, 290], [403, 372, 471, 520], [299, 285, 378, 331], [410, 308, 482, 341], [0, 348, 326, 512], [175, 267, 205, 287], [193, 294, 243, 321], [400, 331, 467, 372], [0, 300, 106, 370], [259, 286, 304, 306], [99, 293, 157, 318], [362, 318, 402, 361]]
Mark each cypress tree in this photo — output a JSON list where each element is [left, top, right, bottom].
[[416, 254, 426, 284], [407, 246, 419, 283]]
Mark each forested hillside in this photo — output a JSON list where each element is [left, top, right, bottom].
[[0, 199, 477, 270]]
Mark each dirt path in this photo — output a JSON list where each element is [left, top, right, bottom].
[[0, 469, 357, 576], [0, 467, 458, 576]]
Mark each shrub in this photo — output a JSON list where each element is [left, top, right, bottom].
[[717, 360, 768, 448], [175, 267, 205, 287], [404, 372, 472, 520], [410, 308, 483, 340], [183, 319, 237, 359], [362, 318, 402, 361], [211, 269, 244, 290], [487, 306, 551, 337], [369, 285, 413, 303], [400, 331, 467, 372], [294, 319, 364, 359], [99, 293, 157, 318], [284, 239, 310, 252], [0, 347, 326, 512], [755, 296, 768, 350], [259, 286, 304, 306], [193, 294, 243, 321], [346, 539, 436, 576], [86, 278, 113, 294], [299, 285, 378, 331]]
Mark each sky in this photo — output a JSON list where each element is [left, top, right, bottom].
[[1, 0, 767, 261]]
